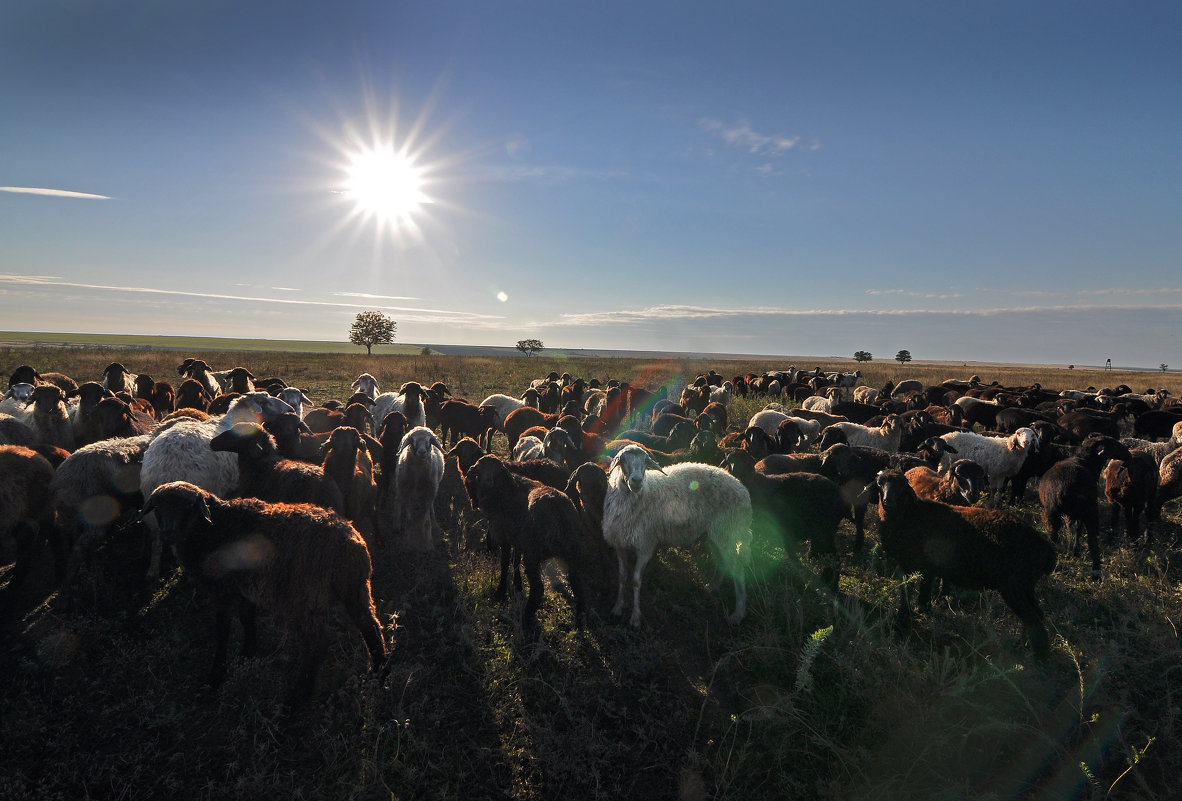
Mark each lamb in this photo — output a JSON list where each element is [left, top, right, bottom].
[[464, 454, 601, 626], [372, 381, 430, 430], [1039, 435, 1133, 579], [28, 384, 76, 451], [479, 391, 542, 433], [938, 427, 1040, 504], [905, 459, 989, 506], [0, 383, 35, 423], [721, 449, 844, 592], [392, 426, 445, 550], [210, 422, 344, 514], [863, 470, 1057, 656], [511, 428, 581, 468], [140, 481, 388, 701], [134, 376, 175, 420], [748, 409, 823, 449], [603, 444, 750, 627], [0, 445, 57, 605]]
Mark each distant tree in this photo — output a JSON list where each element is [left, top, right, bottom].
[[420, 346, 432, 356], [895, 349, 912, 365], [349, 311, 396, 355], [1162, 363, 1169, 373], [516, 339, 544, 357], [1068, 365, 1075, 370], [853, 350, 873, 363]]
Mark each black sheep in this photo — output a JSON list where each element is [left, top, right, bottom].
[[865, 470, 1057, 657], [1039, 435, 1133, 579]]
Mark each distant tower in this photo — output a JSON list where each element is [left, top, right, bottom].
[[1105, 358, 1112, 370]]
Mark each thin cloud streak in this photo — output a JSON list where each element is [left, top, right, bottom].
[[333, 291, 420, 301], [0, 274, 501, 321], [0, 186, 111, 200], [698, 118, 802, 156]]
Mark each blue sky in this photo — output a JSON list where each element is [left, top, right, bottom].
[[2, 1, 1178, 367]]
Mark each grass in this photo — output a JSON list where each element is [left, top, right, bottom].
[[1, 346, 1181, 800]]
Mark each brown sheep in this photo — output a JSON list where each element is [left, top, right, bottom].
[[322, 426, 377, 538], [141, 482, 388, 702], [0, 445, 57, 605]]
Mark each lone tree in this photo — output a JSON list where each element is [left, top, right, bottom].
[[349, 310, 397, 355], [1162, 363, 1170, 373], [895, 349, 912, 365], [853, 350, 873, 363], [516, 338, 544, 357]]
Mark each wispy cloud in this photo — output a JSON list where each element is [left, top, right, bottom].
[[0, 274, 500, 322], [866, 289, 906, 296], [0, 186, 111, 200], [333, 291, 420, 301], [1076, 287, 1182, 296], [698, 118, 802, 156]]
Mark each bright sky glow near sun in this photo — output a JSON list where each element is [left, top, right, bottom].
[[1, 1, 1179, 367]]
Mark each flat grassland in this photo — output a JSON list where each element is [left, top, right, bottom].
[[1, 344, 1180, 801]]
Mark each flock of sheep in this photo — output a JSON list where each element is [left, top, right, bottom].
[[2, 358, 1181, 700]]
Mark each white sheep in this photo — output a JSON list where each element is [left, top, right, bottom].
[[0, 383, 34, 423], [351, 373, 380, 401], [708, 381, 733, 406], [478, 391, 541, 431], [512, 435, 545, 461], [800, 386, 843, 414], [100, 362, 138, 395], [939, 427, 1040, 505], [825, 415, 906, 452], [393, 425, 445, 550], [372, 382, 430, 430], [852, 386, 879, 404], [276, 387, 316, 418], [602, 444, 750, 628], [748, 409, 822, 449]]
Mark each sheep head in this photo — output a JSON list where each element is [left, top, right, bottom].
[[31, 384, 66, 414], [866, 470, 915, 520], [721, 449, 757, 483], [608, 445, 664, 492], [949, 459, 988, 505], [399, 426, 443, 459], [464, 454, 510, 509], [4, 382, 36, 404], [211, 422, 276, 460], [142, 481, 214, 545]]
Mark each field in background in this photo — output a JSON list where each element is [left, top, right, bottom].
[[1, 344, 1181, 800]]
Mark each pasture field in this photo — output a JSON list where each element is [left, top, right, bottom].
[[2, 345, 1181, 800]]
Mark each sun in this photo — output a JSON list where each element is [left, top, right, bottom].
[[343, 145, 428, 226]]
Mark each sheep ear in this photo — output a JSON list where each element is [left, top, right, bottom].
[[854, 482, 878, 506], [298, 420, 313, 434], [607, 452, 623, 474], [429, 433, 444, 452], [644, 454, 666, 474], [195, 494, 213, 526], [299, 391, 315, 406]]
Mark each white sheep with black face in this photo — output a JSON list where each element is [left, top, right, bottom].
[[602, 445, 750, 628]]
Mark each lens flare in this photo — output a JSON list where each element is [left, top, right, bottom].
[[344, 146, 428, 226]]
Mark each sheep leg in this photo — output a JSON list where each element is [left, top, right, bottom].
[[1000, 585, 1050, 659], [611, 548, 631, 619], [343, 586, 388, 677], [289, 627, 328, 704], [521, 557, 543, 627], [1083, 510, 1103, 580], [493, 529, 512, 601], [628, 549, 654, 628], [851, 503, 868, 551], [239, 600, 258, 659], [209, 607, 233, 687]]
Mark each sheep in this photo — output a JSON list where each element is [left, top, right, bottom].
[[140, 481, 388, 701], [862, 470, 1057, 657], [852, 385, 880, 405], [276, 387, 316, 419], [135, 376, 175, 420], [351, 373, 380, 400], [1133, 410, 1182, 441], [222, 367, 256, 394], [479, 391, 541, 432], [372, 381, 430, 430], [64, 382, 114, 445], [0, 415, 35, 447], [437, 399, 498, 448], [0, 445, 57, 605], [603, 444, 750, 628], [8, 364, 78, 393], [52, 434, 152, 597], [210, 422, 344, 514], [176, 358, 224, 398], [1103, 451, 1158, 545], [721, 449, 844, 592], [374, 411, 408, 515], [905, 459, 989, 506], [1039, 435, 1134, 579], [464, 454, 602, 626], [392, 426, 445, 550], [748, 409, 823, 449], [820, 415, 906, 452], [0, 383, 35, 422], [954, 396, 1002, 430], [175, 378, 213, 411], [938, 427, 1040, 505], [100, 362, 138, 395], [435, 437, 483, 541], [89, 397, 158, 441], [889, 379, 925, 398], [321, 426, 377, 538], [1153, 446, 1182, 519], [28, 384, 76, 451]]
